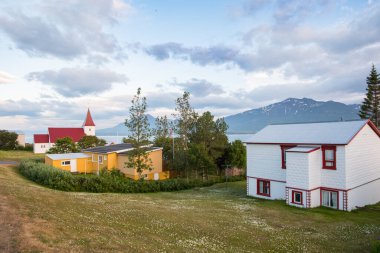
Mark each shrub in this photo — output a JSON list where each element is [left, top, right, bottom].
[[17, 159, 245, 193]]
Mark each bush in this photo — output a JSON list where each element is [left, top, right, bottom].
[[18, 159, 245, 193]]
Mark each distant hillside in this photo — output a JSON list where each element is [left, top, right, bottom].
[[224, 98, 361, 133], [97, 114, 156, 136]]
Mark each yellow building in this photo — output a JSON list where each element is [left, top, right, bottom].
[[45, 143, 169, 180]]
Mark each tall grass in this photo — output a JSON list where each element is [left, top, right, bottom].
[[18, 159, 244, 193]]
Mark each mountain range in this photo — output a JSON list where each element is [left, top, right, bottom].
[[96, 98, 361, 136]]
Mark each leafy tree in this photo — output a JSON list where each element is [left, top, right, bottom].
[[226, 140, 246, 169], [124, 88, 152, 178], [0, 130, 18, 150], [188, 143, 214, 180], [173, 92, 198, 178], [154, 115, 171, 140], [78, 135, 106, 150], [154, 136, 173, 170], [47, 137, 79, 154], [359, 64, 380, 127], [190, 111, 229, 176]]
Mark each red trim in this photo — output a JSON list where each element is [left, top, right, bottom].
[[246, 142, 345, 145], [257, 179, 271, 197], [322, 145, 336, 170], [281, 145, 296, 169], [247, 176, 286, 183], [291, 190, 303, 205], [286, 147, 320, 153], [286, 186, 320, 192], [320, 188, 339, 210]]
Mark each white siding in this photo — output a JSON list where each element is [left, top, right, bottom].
[[286, 152, 309, 189], [347, 179, 380, 211], [247, 177, 285, 200], [345, 124, 380, 189], [310, 189, 320, 208], [320, 146, 346, 189], [246, 144, 286, 181], [33, 143, 52, 153], [308, 150, 322, 189]]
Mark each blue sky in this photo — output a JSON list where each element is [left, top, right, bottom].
[[0, 0, 379, 131]]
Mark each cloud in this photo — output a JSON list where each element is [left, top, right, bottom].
[[145, 43, 255, 72], [171, 78, 224, 97], [0, 70, 16, 84], [27, 68, 127, 97], [0, 99, 41, 117], [0, 0, 131, 60]]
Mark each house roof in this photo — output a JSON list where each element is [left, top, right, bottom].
[[83, 143, 134, 154], [46, 153, 91, 160], [119, 146, 163, 155], [83, 108, 96, 127], [34, 134, 49, 143], [48, 128, 85, 143], [286, 146, 320, 153], [245, 120, 380, 145]]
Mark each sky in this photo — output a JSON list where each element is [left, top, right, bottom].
[[0, 0, 379, 131]]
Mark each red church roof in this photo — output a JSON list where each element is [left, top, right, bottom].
[[83, 108, 96, 126], [48, 128, 85, 143], [34, 134, 49, 143]]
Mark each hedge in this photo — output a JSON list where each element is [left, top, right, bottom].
[[18, 159, 245, 193]]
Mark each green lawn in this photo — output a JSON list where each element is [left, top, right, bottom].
[[0, 150, 44, 161], [0, 164, 379, 252]]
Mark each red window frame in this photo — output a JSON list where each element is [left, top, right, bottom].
[[257, 179, 270, 197], [322, 145, 336, 170], [291, 190, 303, 205], [281, 145, 296, 169], [320, 188, 339, 209]]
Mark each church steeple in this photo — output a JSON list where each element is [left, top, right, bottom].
[[83, 109, 96, 136], [83, 108, 96, 127]]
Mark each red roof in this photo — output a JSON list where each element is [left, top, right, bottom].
[[83, 109, 95, 126], [48, 128, 85, 143], [34, 134, 49, 143]]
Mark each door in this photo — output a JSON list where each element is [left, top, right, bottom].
[[70, 159, 77, 173], [321, 190, 338, 209], [154, 173, 159, 181]]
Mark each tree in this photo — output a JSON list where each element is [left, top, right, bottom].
[[77, 135, 106, 150], [47, 137, 78, 154], [0, 130, 18, 150], [188, 143, 214, 180], [124, 88, 152, 178], [190, 111, 229, 176], [154, 115, 171, 140], [359, 64, 380, 127], [226, 140, 246, 169], [173, 92, 198, 178]]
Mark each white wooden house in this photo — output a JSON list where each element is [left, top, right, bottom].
[[246, 120, 380, 211]]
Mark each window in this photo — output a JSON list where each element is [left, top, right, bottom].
[[257, 179, 270, 196], [322, 146, 336, 169], [41, 145, 45, 148], [281, 145, 296, 169], [98, 155, 103, 164], [104, 155, 107, 161], [292, 191, 303, 205], [92, 154, 96, 162], [61, 160, 70, 166], [321, 190, 338, 209]]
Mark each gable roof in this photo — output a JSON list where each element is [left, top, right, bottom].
[[48, 128, 85, 143], [46, 153, 91, 160], [246, 120, 380, 145], [83, 143, 134, 154], [83, 108, 95, 127], [34, 134, 49, 143]]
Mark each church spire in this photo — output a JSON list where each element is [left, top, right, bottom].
[[83, 108, 96, 127]]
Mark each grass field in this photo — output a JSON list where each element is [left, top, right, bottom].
[[0, 150, 44, 161], [0, 162, 379, 253]]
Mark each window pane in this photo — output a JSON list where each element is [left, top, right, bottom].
[[295, 193, 301, 203], [322, 191, 329, 206], [325, 150, 334, 161], [331, 192, 338, 208], [259, 181, 263, 193], [326, 162, 334, 166]]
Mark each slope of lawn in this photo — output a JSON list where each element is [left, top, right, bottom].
[[0, 164, 379, 252], [0, 150, 44, 161]]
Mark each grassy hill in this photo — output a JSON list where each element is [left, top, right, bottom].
[[0, 160, 379, 252]]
